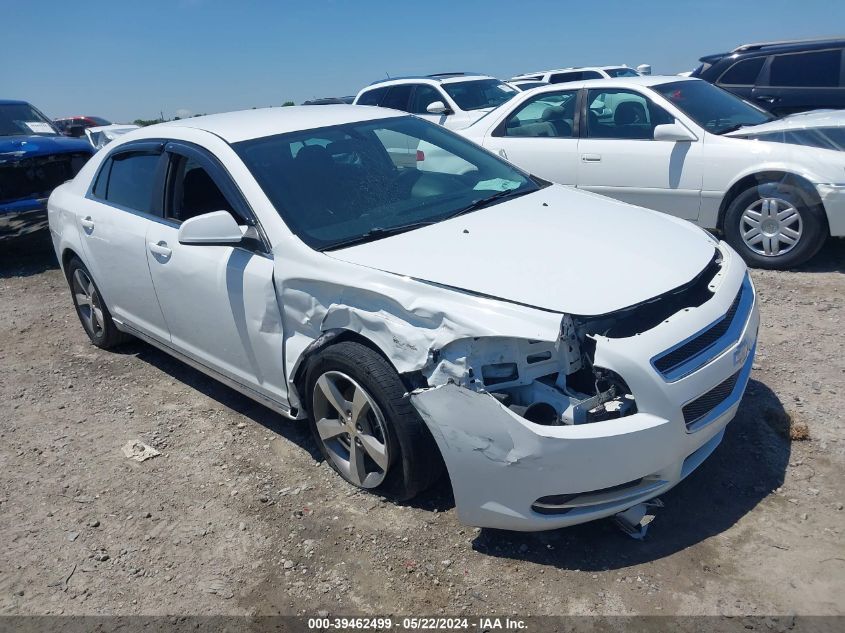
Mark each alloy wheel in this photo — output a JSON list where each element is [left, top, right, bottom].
[[311, 370, 390, 488], [72, 268, 104, 338], [739, 197, 803, 257]]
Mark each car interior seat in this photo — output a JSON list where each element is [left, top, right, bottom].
[[613, 101, 651, 138]]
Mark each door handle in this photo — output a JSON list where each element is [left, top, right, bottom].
[[148, 241, 172, 258], [581, 154, 602, 162], [755, 95, 778, 104], [80, 216, 94, 231]]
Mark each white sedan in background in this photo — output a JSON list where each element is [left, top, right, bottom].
[[459, 76, 845, 269], [48, 106, 757, 531]]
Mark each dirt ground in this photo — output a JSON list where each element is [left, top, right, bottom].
[[1, 233, 843, 618]]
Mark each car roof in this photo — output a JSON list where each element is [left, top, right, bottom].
[[512, 66, 631, 77], [150, 105, 406, 143], [365, 73, 494, 87], [519, 75, 695, 91], [700, 37, 845, 63], [0, 99, 30, 106]]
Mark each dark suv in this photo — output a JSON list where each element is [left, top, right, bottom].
[[692, 38, 845, 115]]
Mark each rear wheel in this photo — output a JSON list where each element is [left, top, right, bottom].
[[66, 257, 130, 349], [305, 341, 442, 500], [723, 183, 827, 269]]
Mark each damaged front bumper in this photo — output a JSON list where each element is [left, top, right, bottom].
[[410, 246, 759, 531]]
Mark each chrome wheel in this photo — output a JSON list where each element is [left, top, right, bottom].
[[72, 268, 104, 338], [312, 371, 390, 489], [740, 197, 803, 257]]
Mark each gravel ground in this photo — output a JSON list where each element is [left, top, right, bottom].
[[0, 234, 843, 617]]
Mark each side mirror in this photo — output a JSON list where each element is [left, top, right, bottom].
[[426, 101, 451, 115], [653, 123, 697, 142], [178, 211, 244, 246]]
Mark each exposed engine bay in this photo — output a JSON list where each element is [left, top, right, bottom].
[[419, 248, 724, 427]]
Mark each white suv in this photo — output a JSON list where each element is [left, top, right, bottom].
[[353, 73, 518, 129], [511, 66, 640, 85]]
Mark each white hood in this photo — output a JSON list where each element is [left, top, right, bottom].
[[725, 109, 845, 136], [327, 185, 717, 316]]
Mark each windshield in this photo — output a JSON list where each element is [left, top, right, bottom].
[[605, 68, 639, 78], [441, 79, 518, 111], [0, 103, 59, 137], [88, 117, 112, 126], [235, 116, 540, 251], [653, 80, 774, 134]]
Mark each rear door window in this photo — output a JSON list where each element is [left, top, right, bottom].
[[98, 152, 162, 214], [718, 57, 765, 85], [768, 49, 842, 87]]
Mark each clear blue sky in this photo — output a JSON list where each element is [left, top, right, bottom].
[[4, 0, 843, 122]]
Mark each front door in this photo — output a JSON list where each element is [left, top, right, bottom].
[[481, 89, 580, 186], [576, 87, 703, 220], [144, 142, 288, 403]]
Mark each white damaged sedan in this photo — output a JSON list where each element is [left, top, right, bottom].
[[48, 106, 758, 531]]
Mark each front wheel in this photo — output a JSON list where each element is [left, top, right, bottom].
[[305, 341, 442, 500], [723, 183, 827, 269]]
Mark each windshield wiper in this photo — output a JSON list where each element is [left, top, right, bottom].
[[320, 219, 439, 251], [439, 187, 533, 221]]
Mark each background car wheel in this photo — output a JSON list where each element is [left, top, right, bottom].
[[66, 257, 130, 349], [305, 341, 443, 500], [723, 182, 827, 269]]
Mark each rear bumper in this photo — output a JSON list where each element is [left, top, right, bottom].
[[816, 184, 845, 237], [411, 244, 759, 531]]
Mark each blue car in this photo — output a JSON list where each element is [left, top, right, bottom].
[[1, 100, 94, 241]]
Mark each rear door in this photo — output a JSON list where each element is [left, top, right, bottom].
[[480, 89, 580, 185], [77, 143, 170, 341], [144, 141, 288, 402], [575, 87, 703, 220], [753, 48, 845, 114]]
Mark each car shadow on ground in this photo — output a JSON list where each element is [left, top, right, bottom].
[[794, 237, 845, 273], [124, 337, 459, 514], [119, 339, 325, 461], [470, 378, 791, 569], [122, 328, 789, 563], [0, 229, 58, 279]]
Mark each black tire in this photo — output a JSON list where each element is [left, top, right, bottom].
[[305, 341, 443, 500], [66, 257, 131, 349], [723, 182, 827, 269]]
